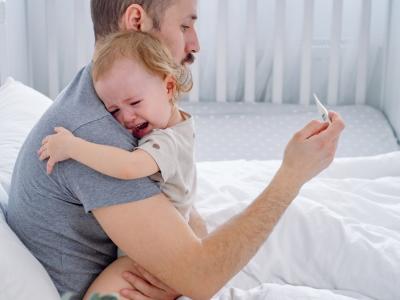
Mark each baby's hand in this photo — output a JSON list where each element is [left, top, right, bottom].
[[38, 127, 75, 174]]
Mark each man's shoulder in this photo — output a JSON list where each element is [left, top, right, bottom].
[[52, 64, 106, 128], [47, 64, 136, 149]]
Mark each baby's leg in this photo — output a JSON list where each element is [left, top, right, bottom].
[[83, 256, 136, 300]]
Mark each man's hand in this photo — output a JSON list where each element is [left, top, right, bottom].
[[38, 127, 76, 174], [279, 111, 345, 189], [120, 261, 180, 300]]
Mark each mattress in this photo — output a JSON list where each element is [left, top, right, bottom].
[[181, 103, 399, 161]]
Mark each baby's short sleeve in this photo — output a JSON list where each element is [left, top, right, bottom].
[[138, 129, 178, 182]]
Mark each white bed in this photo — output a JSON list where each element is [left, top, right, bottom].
[[1, 78, 400, 300], [195, 153, 400, 300]]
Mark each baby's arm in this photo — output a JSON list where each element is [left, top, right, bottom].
[[39, 127, 159, 179]]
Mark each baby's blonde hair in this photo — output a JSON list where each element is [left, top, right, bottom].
[[92, 31, 192, 102]]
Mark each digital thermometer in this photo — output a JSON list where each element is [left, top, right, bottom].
[[313, 94, 331, 124]]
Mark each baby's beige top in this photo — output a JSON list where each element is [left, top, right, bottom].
[[137, 111, 196, 221]]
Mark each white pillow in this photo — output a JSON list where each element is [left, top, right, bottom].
[[0, 77, 52, 195], [0, 216, 60, 299], [0, 185, 7, 220], [0, 78, 59, 299]]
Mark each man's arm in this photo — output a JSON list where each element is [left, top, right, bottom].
[[94, 170, 297, 300], [94, 113, 345, 300], [188, 205, 208, 238]]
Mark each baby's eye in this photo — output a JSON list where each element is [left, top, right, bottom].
[[110, 109, 120, 115], [130, 100, 141, 106]]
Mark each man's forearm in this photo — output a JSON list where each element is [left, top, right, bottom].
[[185, 167, 301, 299]]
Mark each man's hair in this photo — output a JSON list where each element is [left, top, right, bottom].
[[93, 31, 192, 101], [91, 0, 175, 41]]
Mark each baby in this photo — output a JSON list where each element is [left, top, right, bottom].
[[38, 30, 196, 221]]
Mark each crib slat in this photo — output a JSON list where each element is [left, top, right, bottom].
[[379, 1, 391, 110], [0, 0, 7, 84], [272, 0, 285, 104], [46, 0, 59, 100], [327, 0, 343, 106], [299, 0, 314, 106], [244, 0, 256, 103], [0, 0, 4, 24], [25, 1, 36, 87], [74, 0, 89, 70], [216, 0, 228, 103], [355, 0, 371, 105]]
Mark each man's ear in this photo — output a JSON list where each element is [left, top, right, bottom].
[[120, 4, 153, 32]]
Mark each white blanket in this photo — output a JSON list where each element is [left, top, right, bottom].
[[194, 152, 400, 300]]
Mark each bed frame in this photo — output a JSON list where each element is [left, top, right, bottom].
[[0, 0, 7, 85]]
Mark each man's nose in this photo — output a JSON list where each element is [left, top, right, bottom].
[[187, 30, 200, 54]]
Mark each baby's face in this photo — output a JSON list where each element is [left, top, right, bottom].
[[95, 57, 174, 138]]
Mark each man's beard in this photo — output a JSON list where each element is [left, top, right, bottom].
[[183, 53, 195, 65]]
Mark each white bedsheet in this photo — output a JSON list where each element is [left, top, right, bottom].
[[194, 152, 400, 300]]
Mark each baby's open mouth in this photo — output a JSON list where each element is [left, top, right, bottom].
[[135, 122, 149, 130], [132, 122, 150, 138]]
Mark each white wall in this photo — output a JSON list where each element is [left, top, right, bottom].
[[384, 0, 400, 142]]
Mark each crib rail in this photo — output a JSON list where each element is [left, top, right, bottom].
[[327, 0, 343, 106], [216, 0, 228, 104], [272, 0, 285, 105]]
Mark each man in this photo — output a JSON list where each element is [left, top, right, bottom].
[[6, 1, 345, 300]]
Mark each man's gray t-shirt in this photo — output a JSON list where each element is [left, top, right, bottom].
[[6, 64, 160, 298]]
